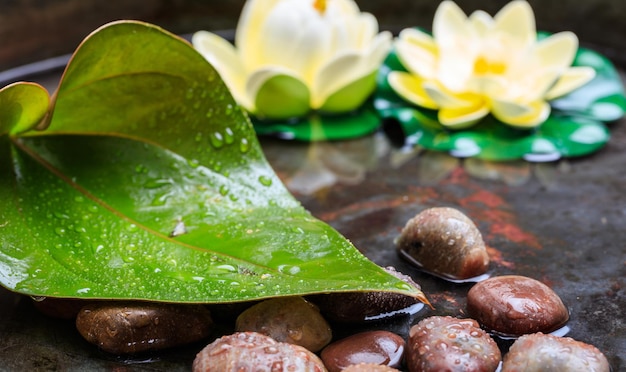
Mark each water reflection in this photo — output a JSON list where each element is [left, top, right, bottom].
[[281, 133, 389, 195], [265, 132, 569, 195]]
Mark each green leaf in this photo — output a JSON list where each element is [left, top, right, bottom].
[[0, 82, 49, 135], [0, 21, 424, 303], [376, 33, 626, 161]]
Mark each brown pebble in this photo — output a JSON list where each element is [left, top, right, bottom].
[[502, 333, 610, 372], [193, 332, 327, 372], [76, 302, 212, 354], [32, 297, 90, 319], [320, 330, 405, 372], [396, 207, 489, 280], [467, 275, 569, 336], [406, 316, 501, 372], [235, 296, 332, 352], [310, 267, 429, 323]]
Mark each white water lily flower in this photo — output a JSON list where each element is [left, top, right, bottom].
[[388, 0, 596, 129], [193, 0, 392, 120]]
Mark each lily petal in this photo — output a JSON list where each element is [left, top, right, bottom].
[[353, 12, 380, 49], [247, 68, 310, 119], [256, 3, 319, 70], [493, 0, 536, 48], [314, 31, 391, 108], [388, 71, 439, 109], [192, 31, 250, 109], [236, 0, 281, 70], [433, 2, 478, 91], [492, 99, 550, 128], [439, 103, 490, 129], [423, 82, 482, 108], [530, 32, 578, 73], [330, 12, 378, 52], [320, 71, 377, 113], [395, 28, 438, 79], [433, 1, 472, 48], [545, 66, 596, 100], [469, 10, 495, 37], [490, 99, 533, 118]]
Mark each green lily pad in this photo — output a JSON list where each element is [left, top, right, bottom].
[[252, 105, 381, 141], [0, 21, 424, 303], [376, 33, 626, 161]]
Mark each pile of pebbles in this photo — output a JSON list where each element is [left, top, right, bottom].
[[32, 207, 611, 371]]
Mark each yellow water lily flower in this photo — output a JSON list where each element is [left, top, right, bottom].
[[193, 0, 392, 120], [388, 0, 596, 129]]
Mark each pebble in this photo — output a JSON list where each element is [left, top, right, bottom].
[[235, 296, 332, 352], [32, 297, 90, 319], [395, 207, 489, 280], [310, 267, 429, 323], [466, 275, 569, 336], [193, 331, 327, 372], [502, 333, 610, 372], [75, 302, 213, 354], [406, 316, 501, 372], [320, 330, 405, 372]]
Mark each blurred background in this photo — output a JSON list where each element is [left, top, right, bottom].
[[1, 0, 625, 72]]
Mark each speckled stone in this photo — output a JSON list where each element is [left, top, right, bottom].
[[502, 333, 610, 372], [235, 296, 332, 352], [406, 316, 501, 372], [396, 207, 489, 280], [193, 332, 327, 372]]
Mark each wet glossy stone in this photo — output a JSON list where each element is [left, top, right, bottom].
[[235, 296, 332, 352], [502, 333, 610, 372], [310, 267, 426, 323], [75, 302, 213, 354], [320, 330, 405, 372], [406, 316, 501, 372], [396, 207, 489, 280], [467, 275, 569, 336], [32, 297, 90, 319], [193, 332, 327, 372]]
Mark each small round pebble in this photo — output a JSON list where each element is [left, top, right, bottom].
[[395, 207, 489, 280], [466, 275, 569, 336], [76, 302, 213, 354], [235, 296, 332, 352], [320, 330, 405, 372], [502, 333, 610, 372], [193, 332, 327, 372], [406, 316, 501, 372]]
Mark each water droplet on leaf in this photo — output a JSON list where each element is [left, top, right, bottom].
[[210, 132, 224, 148], [258, 176, 272, 187]]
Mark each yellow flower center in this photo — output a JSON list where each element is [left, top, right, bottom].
[[473, 56, 507, 75], [313, 0, 327, 14]]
